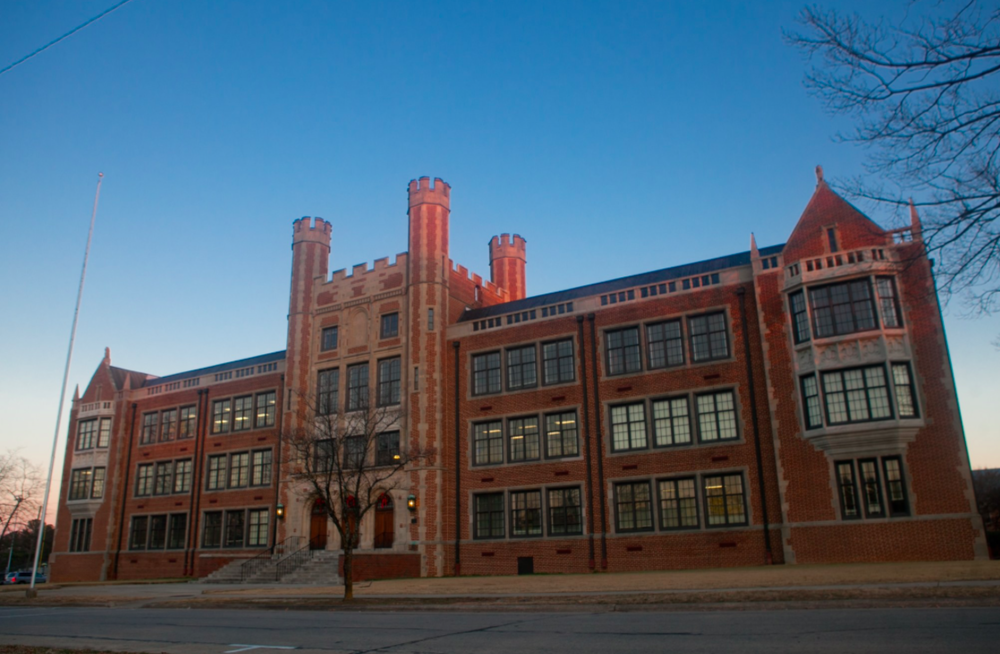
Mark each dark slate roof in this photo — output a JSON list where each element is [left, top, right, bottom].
[[109, 366, 151, 391], [144, 350, 286, 388], [459, 244, 785, 322]]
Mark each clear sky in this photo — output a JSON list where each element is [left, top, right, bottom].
[[1, 1, 997, 519]]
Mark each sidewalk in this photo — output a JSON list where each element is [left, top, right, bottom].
[[3, 560, 999, 610]]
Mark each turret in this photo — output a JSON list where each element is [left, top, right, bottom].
[[488, 233, 527, 301], [407, 177, 451, 284], [286, 216, 332, 418]]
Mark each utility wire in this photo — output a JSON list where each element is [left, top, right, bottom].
[[0, 0, 134, 78]]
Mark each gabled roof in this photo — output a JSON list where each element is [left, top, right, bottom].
[[782, 176, 887, 263], [460, 243, 784, 322], [109, 366, 153, 391]]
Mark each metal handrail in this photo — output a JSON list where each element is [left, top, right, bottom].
[[273, 536, 323, 581], [240, 535, 306, 582]]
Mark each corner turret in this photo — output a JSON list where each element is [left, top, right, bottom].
[[488, 233, 527, 301]]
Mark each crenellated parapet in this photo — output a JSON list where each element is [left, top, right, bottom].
[[408, 176, 450, 209], [292, 216, 332, 246], [488, 233, 527, 261], [449, 259, 509, 309], [488, 233, 527, 301], [327, 253, 408, 285]]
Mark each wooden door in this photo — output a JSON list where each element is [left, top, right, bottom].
[[374, 495, 394, 549], [310, 503, 327, 550]]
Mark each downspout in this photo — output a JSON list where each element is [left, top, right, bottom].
[[272, 374, 285, 550], [736, 286, 773, 565], [576, 316, 596, 570], [188, 387, 211, 578], [452, 341, 461, 576], [183, 389, 206, 576], [112, 402, 138, 579], [587, 314, 608, 569]]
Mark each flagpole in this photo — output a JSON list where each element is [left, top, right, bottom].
[[28, 172, 103, 597]]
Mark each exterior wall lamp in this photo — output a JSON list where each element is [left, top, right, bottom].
[[276, 503, 285, 519], [406, 494, 417, 511]]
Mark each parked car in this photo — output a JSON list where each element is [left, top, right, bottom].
[[4, 570, 46, 584]]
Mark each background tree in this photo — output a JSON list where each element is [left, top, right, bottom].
[[0, 451, 43, 546], [787, 2, 1000, 312], [283, 393, 431, 600]]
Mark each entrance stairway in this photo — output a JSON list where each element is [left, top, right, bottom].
[[201, 537, 342, 585]]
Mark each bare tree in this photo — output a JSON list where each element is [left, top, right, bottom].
[[282, 394, 431, 601], [787, 2, 1000, 312], [0, 451, 43, 545]]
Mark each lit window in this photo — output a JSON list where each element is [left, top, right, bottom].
[[545, 412, 578, 458], [508, 416, 540, 462], [233, 396, 253, 431], [703, 474, 746, 526], [212, 400, 231, 434], [255, 391, 276, 428], [473, 421, 503, 465]]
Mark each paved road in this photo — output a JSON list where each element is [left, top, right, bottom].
[[0, 606, 998, 653]]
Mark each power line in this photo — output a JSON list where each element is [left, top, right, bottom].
[[0, 0, 135, 78]]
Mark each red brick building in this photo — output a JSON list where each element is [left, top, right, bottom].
[[49, 171, 986, 582]]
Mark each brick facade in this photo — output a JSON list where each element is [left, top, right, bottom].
[[49, 171, 985, 583]]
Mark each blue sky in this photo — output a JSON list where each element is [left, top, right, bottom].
[[1, 0, 997, 511]]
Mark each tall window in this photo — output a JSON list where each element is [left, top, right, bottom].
[[508, 417, 540, 462], [202, 512, 222, 548], [233, 396, 253, 431], [346, 363, 369, 411], [651, 397, 692, 447], [212, 400, 231, 434], [248, 509, 269, 547], [255, 391, 276, 428], [167, 514, 187, 549], [473, 421, 503, 465], [76, 419, 97, 450], [225, 510, 245, 548], [542, 339, 575, 385], [891, 363, 918, 418], [317, 369, 339, 416], [141, 412, 158, 444], [148, 515, 167, 549], [809, 279, 876, 338], [229, 452, 250, 488], [91, 467, 106, 499], [376, 431, 400, 466], [380, 313, 399, 338], [160, 409, 177, 441], [345, 436, 366, 468], [129, 516, 149, 550], [472, 352, 501, 395], [135, 464, 154, 497], [474, 493, 505, 538], [789, 290, 811, 343], [883, 457, 910, 516], [822, 365, 891, 424], [610, 403, 647, 451], [69, 518, 92, 552], [696, 391, 739, 442], [314, 440, 334, 473], [510, 490, 542, 537], [206, 455, 226, 491], [858, 459, 885, 518], [68, 468, 92, 500], [321, 325, 339, 351], [689, 312, 729, 362], [506, 345, 537, 390], [647, 320, 684, 368], [876, 277, 902, 328], [545, 412, 578, 458], [377, 358, 401, 406], [547, 487, 583, 536], [178, 406, 197, 439], [174, 459, 193, 493], [428, 308, 435, 331], [251, 450, 272, 486], [836, 461, 861, 519], [606, 327, 642, 375], [97, 417, 111, 448], [801, 375, 823, 429], [703, 474, 747, 526], [615, 481, 653, 532], [659, 478, 698, 529], [154, 461, 173, 495]]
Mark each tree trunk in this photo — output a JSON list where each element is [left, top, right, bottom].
[[343, 545, 353, 601]]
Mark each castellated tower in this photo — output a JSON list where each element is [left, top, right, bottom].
[[488, 233, 527, 301], [406, 177, 450, 577], [286, 217, 332, 419]]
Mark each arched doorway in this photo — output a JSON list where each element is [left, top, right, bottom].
[[374, 494, 394, 549], [310, 500, 327, 550]]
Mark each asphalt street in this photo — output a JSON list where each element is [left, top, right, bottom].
[[0, 606, 998, 653]]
